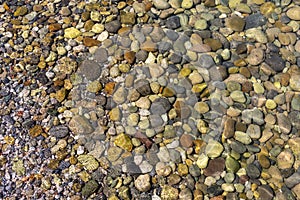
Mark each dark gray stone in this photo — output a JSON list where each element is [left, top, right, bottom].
[[246, 163, 261, 179], [150, 98, 171, 115], [134, 79, 151, 96], [78, 60, 102, 81], [265, 53, 285, 72], [245, 13, 267, 30], [105, 20, 121, 33], [198, 54, 215, 68], [166, 16, 181, 29], [49, 125, 69, 138], [257, 185, 274, 200]]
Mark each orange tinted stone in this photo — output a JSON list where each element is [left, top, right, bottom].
[[83, 37, 101, 47]]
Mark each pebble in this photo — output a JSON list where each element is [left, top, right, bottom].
[[105, 20, 121, 33], [64, 28, 81, 39], [114, 133, 133, 151], [152, 0, 170, 9], [161, 185, 179, 200], [245, 13, 267, 30], [277, 113, 291, 134], [68, 115, 94, 135], [203, 157, 225, 176], [150, 98, 172, 115], [265, 53, 285, 72], [290, 74, 300, 91], [135, 174, 151, 192], [277, 150, 294, 169], [181, 0, 193, 9], [225, 15, 245, 32], [234, 131, 252, 144], [82, 180, 99, 197], [286, 6, 300, 20], [247, 48, 264, 65], [246, 163, 261, 179], [205, 140, 224, 158], [49, 125, 69, 138], [78, 60, 102, 81], [230, 91, 246, 103], [225, 156, 240, 173]]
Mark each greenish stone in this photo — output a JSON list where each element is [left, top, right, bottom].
[[291, 95, 300, 111], [205, 140, 224, 158], [12, 159, 25, 175], [226, 156, 240, 173], [82, 180, 99, 197], [77, 155, 99, 171], [234, 131, 252, 144], [227, 81, 241, 92], [230, 91, 246, 103]]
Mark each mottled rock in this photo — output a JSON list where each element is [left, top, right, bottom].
[[69, 115, 94, 135], [246, 163, 261, 179], [225, 15, 245, 32], [290, 74, 300, 91], [78, 60, 102, 81], [135, 174, 151, 192], [277, 150, 294, 169], [150, 98, 171, 115], [105, 20, 121, 33], [287, 6, 300, 20], [82, 180, 99, 197], [277, 113, 291, 134], [203, 157, 225, 176], [265, 53, 285, 72]]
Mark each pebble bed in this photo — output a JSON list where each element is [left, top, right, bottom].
[[0, 0, 300, 199]]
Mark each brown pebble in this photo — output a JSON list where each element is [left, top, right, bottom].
[[124, 51, 136, 64], [48, 23, 62, 32], [242, 81, 253, 93], [180, 134, 194, 148], [83, 37, 101, 47]]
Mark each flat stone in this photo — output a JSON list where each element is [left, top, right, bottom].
[[83, 37, 101, 47], [78, 60, 101, 81], [198, 54, 215, 68], [194, 102, 209, 114], [135, 79, 151, 96], [277, 113, 291, 134], [69, 115, 94, 135], [285, 172, 300, 188], [287, 6, 300, 20], [245, 13, 267, 30], [181, 0, 193, 9], [225, 15, 245, 32], [135, 174, 151, 192], [104, 20, 121, 33], [107, 146, 123, 162], [290, 74, 300, 91], [223, 117, 235, 138], [257, 185, 274, 200], [265, 53, 285, 72], [120, 11, 135, 25], [288, 137, 300, 155], [247, 48, 264, 65], [203, 157, 225, 176], [292, 183, 300, 199], [49, 125, 69, 138], [194, 19, 208, 30], [166, 15, 181, 29], [29, 125, 43, 138], [94, 48, 108, 63], [245, 28, 268, 43], [114, 133, 133, 151], [180, 134, 194, 148], [235, 131, 252, 144], [77, 155, 99, 171], [225, 156, 240, 173], [205, 140, 224, 158], [109, 107, 121, 121], [246, 163, 261, 179], [277, 150, 294, 169], [150, 98, 171, 115], [196, 154, 209, 169], [82, 180, 99, 197], [230, 91, 246, 103], [113, 87, 127, 104], [152, 0, 170, 9], [64, 27, 81, 39], [14, 6, 28, 17], [246, 124, 261, 139]]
